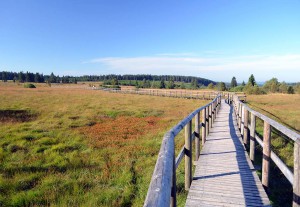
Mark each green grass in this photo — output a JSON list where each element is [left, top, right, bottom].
[[0, 84, 209, 206]]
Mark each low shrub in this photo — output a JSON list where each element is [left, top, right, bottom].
[[24, 83, 36, 88]]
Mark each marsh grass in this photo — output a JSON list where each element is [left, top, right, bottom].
[[0, 84, 208, 206]]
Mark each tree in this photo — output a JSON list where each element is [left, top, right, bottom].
[[167, 79, 175, 89], [111, 78, 119, 86], [34, 73, 40, 83], [263, 78, 279, 93], [180, 83, 186, 89], [159, 80, 165, 89], [2, 71, 7, 82], [18, 71, 25, 82], [278, 82, 288, 93], [207, 83, 214, 89], [248, 74, 256, 86], [151, 80, 156, 88], [230, 77, 237, 88], [287, 86, 294, 94], [191, 78, 198, 89], [241, 81, 246, 86], [49, 72, 56, 83], [218, 82, 226, 91], [25, 72, 30, 82]]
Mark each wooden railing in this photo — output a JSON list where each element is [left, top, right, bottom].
[[144, 94, 222, 206], [230, 94, 300, 207], [99, 88, 218, 100]]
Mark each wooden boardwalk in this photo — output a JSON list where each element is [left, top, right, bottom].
[[186, 100, 271, 207]]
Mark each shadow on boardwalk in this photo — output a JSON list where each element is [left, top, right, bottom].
[[186, 101, 270, 206]]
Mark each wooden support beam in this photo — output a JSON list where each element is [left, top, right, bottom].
[[185, 120, 192, 190], [241, 105, 245, 136], [202, 108, 206, 145], [209, 104, 212, 129], [250, 113, 256, 161], [293, 140, 300, 207], [262, 121, 271, 188], [206, 107, 209, 135], [195, 112, 200, 161], [243, 108, 249, 145]]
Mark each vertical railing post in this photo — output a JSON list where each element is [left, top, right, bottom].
[[238, 103, 242, 130], [209, 104, 212, 129], [243, 108, 249, 145], [206, 106, 209, 135], [212, 102, 215, 123], [202, 109, 206, 145], [185, 120, 192, 190], [214, 101, 217, 120], [170, 151, 176, 207], [293, 140, 300, 207], [195, 112, 200, 161], [262, 121, 271, 188], [241, 105, 245, 136], [250, 112, 256, 161]]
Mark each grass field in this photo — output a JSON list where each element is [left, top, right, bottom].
[[0, 83, 208, 206], [246, 94, 300, 207]]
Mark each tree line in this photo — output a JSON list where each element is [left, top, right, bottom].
[[226, 74, 299, 94], [0, 71, 216, 86]]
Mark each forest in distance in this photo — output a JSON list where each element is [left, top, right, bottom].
[[0, 71, 299, 95]]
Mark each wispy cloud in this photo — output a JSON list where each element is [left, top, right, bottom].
[[83, 54, 300, 82]]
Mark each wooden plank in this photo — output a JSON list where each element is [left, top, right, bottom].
[[186, 100, 270, 206]]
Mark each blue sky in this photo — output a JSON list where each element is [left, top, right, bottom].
[[1, 0, 300, 82]]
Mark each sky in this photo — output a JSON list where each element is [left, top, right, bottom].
[[0, 0, 300, 82]]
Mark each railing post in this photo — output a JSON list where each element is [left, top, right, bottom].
[[202, 109, 206, 145], [293, 139, 300, 207], [185, 120, 192, 190], [250, 112, 256, 161], [262, 121, 271, 188], [243, 108, 249, 145], [238, 103, 242, 130], [214, 101, 217, 120], [241, 105, 245, 136], [209, 104, 212, 129], [170, 151, 176, 207], [206, 106, 209, 135], [195, 112, 200, 161]]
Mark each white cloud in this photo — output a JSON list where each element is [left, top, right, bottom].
[[84, 54, 300, 82]]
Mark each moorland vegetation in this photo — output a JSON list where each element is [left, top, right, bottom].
[[0, 84, 208, 206]]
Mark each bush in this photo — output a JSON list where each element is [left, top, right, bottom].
[[24, 83, 36, 88], [287, 86, 294, 94], [244, 85, 265, 95], [229, 85, 244, 92]]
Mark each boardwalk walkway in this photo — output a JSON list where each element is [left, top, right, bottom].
[[186, 100, 271, 207]]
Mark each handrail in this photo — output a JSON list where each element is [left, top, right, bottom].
[[144, 94, 222, 207], [230, 94, 300, 207]]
